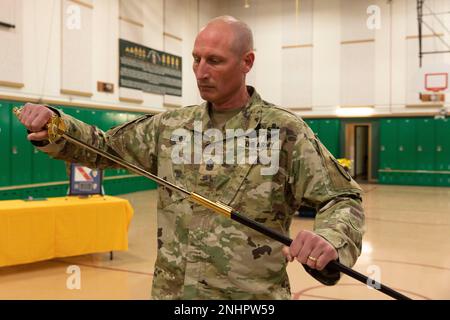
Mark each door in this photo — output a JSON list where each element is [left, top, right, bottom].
[[354, 125, 369, 182]]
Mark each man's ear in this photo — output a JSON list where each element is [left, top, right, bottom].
[[241, 51, 255, 74]]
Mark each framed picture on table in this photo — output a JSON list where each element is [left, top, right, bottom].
[[68, 163, 104, 196]]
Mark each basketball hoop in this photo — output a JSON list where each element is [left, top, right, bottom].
[[425, 73, 448, 92], [421, 72, 448, 102]]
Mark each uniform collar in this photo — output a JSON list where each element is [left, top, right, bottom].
[[184, 86, 263, 133]]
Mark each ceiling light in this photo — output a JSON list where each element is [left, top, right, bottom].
[[336, 106, 374, 117]]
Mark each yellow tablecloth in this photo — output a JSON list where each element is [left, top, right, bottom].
[[0, 195, 133, 267]]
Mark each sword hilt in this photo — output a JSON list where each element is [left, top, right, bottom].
[[13, 106, 67, 143]]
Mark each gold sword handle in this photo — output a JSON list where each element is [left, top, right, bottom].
[[189, 193, 232, 218], [13, 106, 67, 143]]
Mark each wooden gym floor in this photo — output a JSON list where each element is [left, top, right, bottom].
[[0, 184, 449, 300]]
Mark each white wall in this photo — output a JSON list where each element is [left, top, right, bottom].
[[182, 0, 221, 107], [340, 0, 375, 107], [216, 0, 450, 116], [312, 0, 341, 113], [61, 0, 93, 96], [93, 0, 120, 104], [0, 0, 220, 112], [2, 0, 450, 116], [219, 0, 283, 104], [0, 0, 23, 86], [281, 0, 313, 109], [22, 0, 61, 99]]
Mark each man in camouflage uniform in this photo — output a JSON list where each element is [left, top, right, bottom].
[[18, 16, 364, 299]]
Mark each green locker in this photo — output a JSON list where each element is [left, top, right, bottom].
[[435, 118, 450, 187], [49, 157, 68, 182], [63, 107, 92, 124], [32, 146, 51, 183], [104, 179, 116, 195], [127, 112, 140, 122], [115, 112, 128, 126], [379, 119, 398, 184], [397, 118, 416, 185], [79, 108, 93, 124], [318, 119, 340, 158], [60, 106, 77, 118], [89, 109, 98, 127], [98, 110, 116, 132], [0, 102, 11, 187], [416, 118, 435, 186], [10, 102, 33, 186]]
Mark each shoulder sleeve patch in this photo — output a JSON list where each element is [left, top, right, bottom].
[[331, 156, 352, 181], [313, 138, 356, 189]]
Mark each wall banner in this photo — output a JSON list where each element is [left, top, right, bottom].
[[119, 39, 182, 96]]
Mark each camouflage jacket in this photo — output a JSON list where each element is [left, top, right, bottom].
[[37, 87, 364, 299]]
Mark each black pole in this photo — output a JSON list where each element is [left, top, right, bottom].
[[62, 129, 411, 300], [418, 0, 424, 67], [231, 210, 412, 300], [0, 21, 15, 29]]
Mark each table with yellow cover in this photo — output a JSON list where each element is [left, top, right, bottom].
[[0, 195, 133, 268]]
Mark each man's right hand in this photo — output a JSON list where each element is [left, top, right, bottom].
[[17, 103, 56, 141]]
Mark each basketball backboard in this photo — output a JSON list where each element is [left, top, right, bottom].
[[417, 63, 450, 103], [425, 72, 448, 92]]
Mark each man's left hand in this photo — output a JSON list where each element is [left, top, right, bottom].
[[282, 230, 338, 271]]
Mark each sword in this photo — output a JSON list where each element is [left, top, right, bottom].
[[13, 107, 411, 300]]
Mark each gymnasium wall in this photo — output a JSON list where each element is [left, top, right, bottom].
[[3, 0, 449, 115], [218, 0, 450, 117], [0, 0, 220, 199], [0, 0, 220, 111], [215, 0, 450, 187], [1, 0, 449, 195]]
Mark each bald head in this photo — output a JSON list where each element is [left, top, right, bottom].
[[192, 15, 255, 109], [200, 15, 253, 56]]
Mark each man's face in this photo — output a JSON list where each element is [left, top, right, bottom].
[[192, 25, 245, 106]]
